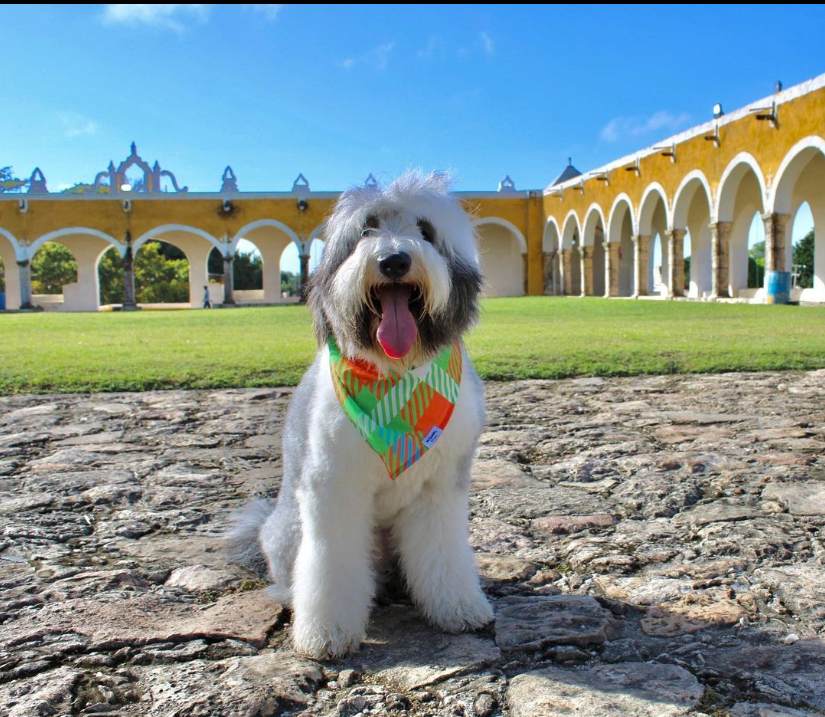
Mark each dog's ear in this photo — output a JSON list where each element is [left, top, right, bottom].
[[306, 273, 332, 347]]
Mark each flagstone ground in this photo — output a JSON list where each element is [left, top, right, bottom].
[[1, 371, 823, 716]]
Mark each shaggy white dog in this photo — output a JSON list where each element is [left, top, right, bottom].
[[226, 171, 492, 659]]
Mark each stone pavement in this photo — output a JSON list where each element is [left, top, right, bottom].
[[1, 371, 823, 717]]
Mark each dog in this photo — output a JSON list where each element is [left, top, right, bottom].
[[226, 170, 493, 659]]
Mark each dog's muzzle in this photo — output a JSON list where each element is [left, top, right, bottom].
[[378, 252, 411, 281]]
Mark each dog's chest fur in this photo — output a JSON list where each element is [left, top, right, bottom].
[[310, 342, 485, 524]]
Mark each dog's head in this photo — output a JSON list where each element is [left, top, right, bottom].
[[308, 171, 483, 374]]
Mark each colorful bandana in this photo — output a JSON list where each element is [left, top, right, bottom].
[[328, 338, 463, 479]]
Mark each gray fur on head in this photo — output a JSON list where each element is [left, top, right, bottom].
[[307, 170, 484, 374]]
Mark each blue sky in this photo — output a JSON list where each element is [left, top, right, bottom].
[[1, 4, 821, 269], [3, 4, 825, 193]]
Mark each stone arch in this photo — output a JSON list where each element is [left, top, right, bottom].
[[637, 183, 669, 236], [606, 195, 635, 297], [473, 218, 527, 296], [30, 228, 122, 311], [716, 153, 768, 223], [542, 218, 561, 295], [673, 172, 714, 298], [30, 227, 122, 257], [231, 220, 306, 302], [769, 136, 825, 215], [560, 211, 581, 251], [134, 225, 219, 307], [582, 205, 607, 296], [0, 228, 21, 309], [472, 218, 528, 255], [231, 219, 302, 254], [672, 170, 714, 229], [769, 137, 825, 300], [716, 156, 767, 298], [581, 204, 607, 247], [607, 194, 636, 244], [133, 224, 220, 254]]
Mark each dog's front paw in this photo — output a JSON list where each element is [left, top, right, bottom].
[[425, 588, 494, 633], [292, 619, 364, 660]]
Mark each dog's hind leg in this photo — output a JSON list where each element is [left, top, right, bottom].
[[258, 478, 302, 606]]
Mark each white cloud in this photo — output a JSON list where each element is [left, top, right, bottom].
[[247, 4, 283, 21], [102, 5, 210, 31], [600, 110, 691, 143], [479, 32, 494, 56], [417, 36, 445, 59], [342, 42, 395, 71], [59, 112, 98, 138]]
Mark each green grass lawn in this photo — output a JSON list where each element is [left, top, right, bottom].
[[0, 298, 823, 394]]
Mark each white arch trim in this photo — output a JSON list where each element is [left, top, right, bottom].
[[0, 227, 23, 258], [472, 217, 528, 255], [560, 210, 582, 250], [308, 223, 326, 243], [637, 182, 670, 234], [715, 152, 768, 222], [607, 193, 636, 244], [29, 227, 124, 256], [581, 203, 607, 246], [232, 219, 302, 253], [543, 216, 561, 252], [133, 224, 221, 253], [768, 135, 825, 215], [672, 170, 714, 228]]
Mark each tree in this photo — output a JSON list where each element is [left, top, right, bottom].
[[683, 256, 691, 290], [793, 230, 814, 289], [98, 248, 124, 305], [749, 240, 765, 288], [0, 256, 5, 292], [281, 271, 299, 296], [207, 248, 264, 290], [61, 182, 110, 195], [234, 251, 263, 290], [0, 166, 27, 193], [31, 243, 78, 294], [134, 242, 189, 303]]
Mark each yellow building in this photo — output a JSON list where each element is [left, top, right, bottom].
[[1, 73, 823, 310]]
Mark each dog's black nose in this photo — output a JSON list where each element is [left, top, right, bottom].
[[379, 252, 411, 280]]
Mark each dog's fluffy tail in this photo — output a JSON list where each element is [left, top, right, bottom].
[[224, 498, 272, 576]]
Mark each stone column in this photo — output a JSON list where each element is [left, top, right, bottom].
[[710, 221, 732, 299], [299, 252, 311, 303], [17, 259, 33, 309], [522, 255, 528, 296], [604, 243, 620, 297], [561, 249, 572, 295], [580, 247, 593, 296], [223, 254, 235, 305], [762, 212, 791, 273], [122, 245, 136, 309], [632, 234, 651, 298], [667, 229, 686, 297], [542, 251, 556, 295]]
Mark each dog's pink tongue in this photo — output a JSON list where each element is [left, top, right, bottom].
[[376, 285, 417, 359]]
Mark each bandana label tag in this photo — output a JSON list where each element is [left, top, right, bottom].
[[422, 426, 443, 448]]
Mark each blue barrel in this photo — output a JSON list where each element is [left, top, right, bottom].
[[0, 292, 5, 310], [765, 271, 791, 304]]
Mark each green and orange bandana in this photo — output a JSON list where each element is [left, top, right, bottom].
[[328, 338, 463, 479]]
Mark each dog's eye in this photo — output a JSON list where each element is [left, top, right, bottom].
[[417, 219, 436, 244], [361, 215, 380, 238]]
